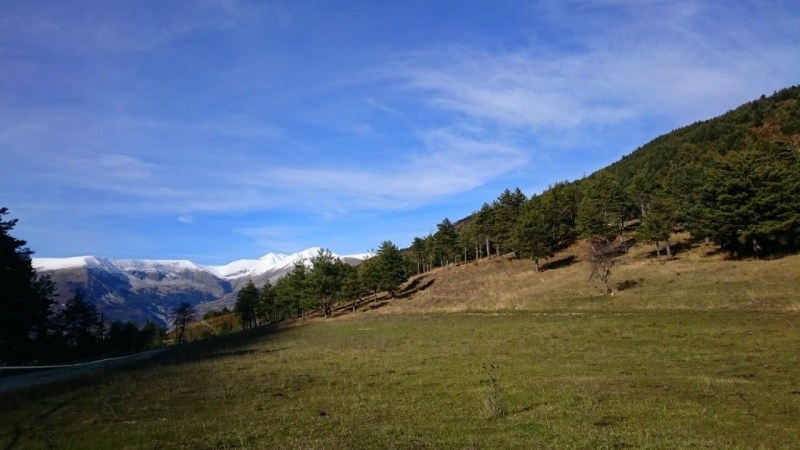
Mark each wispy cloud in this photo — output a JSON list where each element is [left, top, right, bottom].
[[245, 128, 529, 213], [391, 1, 800, 132]]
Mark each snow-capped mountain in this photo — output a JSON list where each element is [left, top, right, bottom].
[[33, 248, 368, 327], [205, 247, 329, 281]]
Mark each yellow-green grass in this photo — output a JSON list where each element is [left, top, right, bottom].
[[2, 311, 799, 449], [3, 236, 799, 448]]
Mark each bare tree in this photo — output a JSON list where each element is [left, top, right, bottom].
[[170, 301, 196, 345], [587, 238, 619, 294]]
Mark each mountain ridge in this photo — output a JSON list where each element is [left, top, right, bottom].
[[33, 247, 369, 327]]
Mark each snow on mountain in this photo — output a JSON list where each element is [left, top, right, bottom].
[[34, 247, 368, 283], [205, 246, 348, 281], [114, 259, 207, 272], [34, 255, 127, 276], [32, 247, 369, 326]]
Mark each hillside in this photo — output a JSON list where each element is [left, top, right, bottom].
[[379, 234, 800, 315], [436, 86, 800, 268]]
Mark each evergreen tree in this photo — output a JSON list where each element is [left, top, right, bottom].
[[257, 281, 276, 324], [473, 203, 494, 258], [234, 280, 259, 329], [409, 237, 427, 274], [513, 196, 558, 272], [53, 292, 102, 359], [376, 240, 406, 298], [358, 256, 382, 303], [637, 193, 675, 260], [491, 188, 527, 254], [542, 181, 579, 248], [338, 263, 363, 313], [0, 208, 54, 363], [701, 142, 800, 255], [274, 262, 313, 319], [434, 218, 460, 266], [307, 248, 346, 317]]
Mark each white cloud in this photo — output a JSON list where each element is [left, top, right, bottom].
[[391, 1, 800, 132], [177, 214, 195, 224], [243, 128, 530, 213]]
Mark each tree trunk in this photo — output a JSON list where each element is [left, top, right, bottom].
[[665, 239, 673, 259], [485, 236, 490, 258], [533, 257, 540, 273], [654, 241, 661, 260]]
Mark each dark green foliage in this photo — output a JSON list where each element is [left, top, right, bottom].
[[235, 280, 259, 329], [513, 196, 559, 271], [637, 193, 676, 259], [257, 282, 276, 323], [307, 248, 350, 317], [699, 142, 800, 255], [274, 262, 313, 318], [434, 218, 460, 265], [491, 188, 527, 254], [408, 236, 427, 274], [375, 240, 407, 297], [0, 208, 54, 364], [106, 320, 161, 355], [358, 256, 382, 302], [51, 292, 102, 359], [410, 86, 800, 261]]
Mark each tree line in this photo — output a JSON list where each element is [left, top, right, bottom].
[[232, 242, 407, 328], [0, 208, 168, 364], [406, 86, 800, 274]]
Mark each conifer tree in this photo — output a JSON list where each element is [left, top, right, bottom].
[[434, 218, 459, 266], [376, 240, 406, 298], [0, 208, 54, 363], [513, 196, 558, 272], [235, 280, 259, 329]]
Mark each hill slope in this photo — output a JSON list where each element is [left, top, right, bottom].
[[381, 234, 800, 315]]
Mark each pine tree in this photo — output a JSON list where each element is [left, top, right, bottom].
[[53, 292, 102, 359], [637, 194, 676, 260], [234, 280, 259, 329], [257, 281, 276, 324], [701, 142, 800, 255], [491, 188, 527, 254], [307, 248, 346, 317], [434, 218, 459, 266], [513, 196, 558, 272], [376, 240, 406, 298], [0, 208, 54, 364]]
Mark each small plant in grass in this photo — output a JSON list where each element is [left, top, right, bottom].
[[482, 363, 505, 418]]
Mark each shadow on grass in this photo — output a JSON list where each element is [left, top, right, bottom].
[[644, 240, 694, 260], [152, 323, 296, 368], [2, 395, 78, 450], [540, 255, 578, 271], [396, 277, 435, 299]]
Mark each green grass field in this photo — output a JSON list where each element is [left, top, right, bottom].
[[3, 240, 799, 449], [2, 310, 799, 449]]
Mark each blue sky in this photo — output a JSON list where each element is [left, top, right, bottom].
[[2, 0, 799, 263]]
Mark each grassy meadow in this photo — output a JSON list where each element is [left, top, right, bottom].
[[2, 238, 800, 449]]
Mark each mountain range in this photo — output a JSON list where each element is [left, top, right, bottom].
[[33, 248, 369, 327]]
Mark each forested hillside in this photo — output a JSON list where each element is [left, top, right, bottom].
[[3, 87, 799, 363], [408, 86, 800, 271]]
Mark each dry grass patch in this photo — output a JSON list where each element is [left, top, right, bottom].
[[383, 233, 800, 313]]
